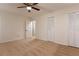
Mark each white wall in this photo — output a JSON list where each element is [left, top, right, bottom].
[[35, 5, 79, 45], [0, 11, 27, 43]]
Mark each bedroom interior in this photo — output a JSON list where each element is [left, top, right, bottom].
[[0, 3, 79, 56]]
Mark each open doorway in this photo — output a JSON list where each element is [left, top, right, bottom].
[[25, 20, 36, 40]]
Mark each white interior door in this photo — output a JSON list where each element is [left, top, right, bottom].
[[68, 13, 75, 47], [74, 13, 79, 47], [68, 12, 79, 47], [47, 17, 55, 41]]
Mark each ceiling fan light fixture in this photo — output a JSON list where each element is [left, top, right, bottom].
[[27, 6, 31, 10], [26, 6, 32, 12]]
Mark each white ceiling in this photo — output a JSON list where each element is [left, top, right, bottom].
[[0, 3, 79, 17]]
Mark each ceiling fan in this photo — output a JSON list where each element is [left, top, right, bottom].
[[17, 3, 40, 12]]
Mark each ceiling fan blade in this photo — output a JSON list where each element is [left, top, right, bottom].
[[32, 7, 40, 11], [23, 3, 27, 5], [17, 6, 26, 8], [32, 3, 38, 5], [23, 3, 31, 6]]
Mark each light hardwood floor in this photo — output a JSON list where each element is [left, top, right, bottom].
[[0, 39, 79, 56]]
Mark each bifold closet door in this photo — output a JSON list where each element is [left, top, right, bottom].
[[68, 13, 79, 47], [74, 13, 79, 47], [47, 17, 55, 41]]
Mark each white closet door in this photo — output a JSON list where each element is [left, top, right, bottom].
[[74, 13, 79, 47], [68, 12, 79, 47], [68, 14, 76, 47], [47, 17, 55, 41]]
